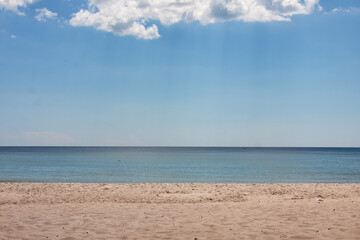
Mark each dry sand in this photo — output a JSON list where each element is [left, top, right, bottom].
[[0, 183, 359, 239]]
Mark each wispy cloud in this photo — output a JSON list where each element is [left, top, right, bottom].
[[69, 0, 321, 39], [324, 7, 360, 15], [10, 34, 17, 38], [0, 0, 39, 15], [35, 8, 57, 22]]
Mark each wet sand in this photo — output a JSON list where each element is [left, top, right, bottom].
[[0, 183, 359, 239]]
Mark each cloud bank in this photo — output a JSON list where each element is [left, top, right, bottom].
[[69, 0, 321, 39], [23, 131, 76, 145], [1, 0, 322, 39], [0, 0, 38, 15]]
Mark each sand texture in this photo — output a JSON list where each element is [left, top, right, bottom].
[[0, 183, 359, 239]]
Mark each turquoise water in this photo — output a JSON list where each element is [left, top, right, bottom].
[[0, 147, 359, 183]]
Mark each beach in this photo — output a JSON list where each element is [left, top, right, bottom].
[[0, 183, 359, 239]]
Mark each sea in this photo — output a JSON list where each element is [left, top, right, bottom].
[[0, 147, 359, 183]]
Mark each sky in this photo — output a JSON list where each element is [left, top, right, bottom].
[[0, 0, 360, 147]]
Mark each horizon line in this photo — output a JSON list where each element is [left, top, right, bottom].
[[1, 146, 360, 148]]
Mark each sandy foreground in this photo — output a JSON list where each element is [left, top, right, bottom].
[[0, 183, 359, 240]]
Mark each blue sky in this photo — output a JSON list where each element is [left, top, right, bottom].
[[0, 0, 360, 146]]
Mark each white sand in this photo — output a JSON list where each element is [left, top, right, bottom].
[[0, 183, 359, 239]]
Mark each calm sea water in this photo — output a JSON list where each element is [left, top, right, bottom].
[[0, 147, 359, 183]]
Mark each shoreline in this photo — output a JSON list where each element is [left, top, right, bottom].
[[1, 183, 359, 239], [1, 182, 359, 204]]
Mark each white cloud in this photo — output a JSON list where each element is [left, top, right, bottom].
[[69, 0, 321, 39], [0, 0, 39, 15], [35, 8, 57, 21], [10, 34, 17, 38]]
